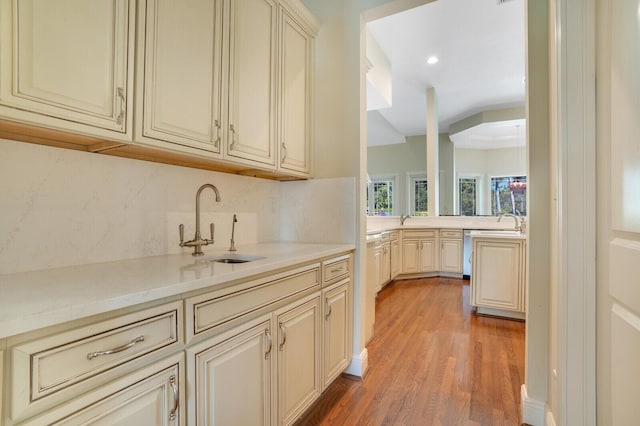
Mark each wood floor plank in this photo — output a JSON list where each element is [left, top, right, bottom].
[[297, 278, 525, 426]]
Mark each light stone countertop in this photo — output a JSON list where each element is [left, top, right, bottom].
[[0, 242, 355, 339], [366, 215, 524, 235]]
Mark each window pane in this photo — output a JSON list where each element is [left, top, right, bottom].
[[459, 178, 477, 216], [490, 176, 527, 215], [373, 180, 393, 215], [413, 179, 428, 216]]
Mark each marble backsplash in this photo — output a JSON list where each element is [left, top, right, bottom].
[[0, 139, 356, 275]]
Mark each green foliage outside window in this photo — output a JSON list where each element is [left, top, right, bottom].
[[459, 178, 477, 216], [490, 176, 527, 215], [413, 179, 428, 216], [373, 181, 393, 215]]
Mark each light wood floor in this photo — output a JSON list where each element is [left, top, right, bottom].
[[297, 277, 526, 426]]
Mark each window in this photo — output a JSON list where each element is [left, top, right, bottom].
[[458, 177, 479, 216], [490, 175, 527, 215], [408, 174, 428, 216], [369, 176, 395, 215]]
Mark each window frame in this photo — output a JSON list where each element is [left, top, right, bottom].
[[457, 175, 482, 216], [406, 172, 428, 216], [368, 174, 398, 216]]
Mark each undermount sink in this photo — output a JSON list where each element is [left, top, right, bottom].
[[207, 254, 265, 264]]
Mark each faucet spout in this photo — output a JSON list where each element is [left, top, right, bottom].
[[229, 214, 238, 251], [179, 184, 221, 256], [497, 212, 524, 234], [400, 214, 411, 225]]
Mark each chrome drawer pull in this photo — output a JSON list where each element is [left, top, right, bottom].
[[169, 375, 179, 421], [86, 335, 144, 360]]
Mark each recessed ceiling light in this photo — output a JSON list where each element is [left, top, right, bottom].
[[427, 56, 439, 65]]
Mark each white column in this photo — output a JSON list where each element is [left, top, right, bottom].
[[426, 87, 439, 216]]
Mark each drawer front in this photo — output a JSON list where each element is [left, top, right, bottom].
[[402, 230, 437, 239], [379, 233, 390, 243], [12, 301, 181, 419], [188, 265, 320, 339], [323, 254, 351, 284], [389, 231, 399, 241], [440, 229, 462, 239]]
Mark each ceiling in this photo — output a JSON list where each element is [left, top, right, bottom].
[[366, 0, 526, 147]]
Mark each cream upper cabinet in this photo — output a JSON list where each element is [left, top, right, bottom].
[[0, 0, 135, 140], [187, 316, 272, 426], [278, 9, 312, 176], [440, 230, 463, 274], [322, 280, 350, 390], [276, 294, 322, 426], [137, 0, 224, 155], [471, 236, 526, 319], [225, 0, 278, 167]]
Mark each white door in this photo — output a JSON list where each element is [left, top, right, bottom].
[[598, 0, 640, 423]]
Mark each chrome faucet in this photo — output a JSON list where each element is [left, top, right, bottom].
[[179, 184, 221, 256], [229, 214, 237, 251], [498, 211, 525, 234], [400, 214, 411, 225]]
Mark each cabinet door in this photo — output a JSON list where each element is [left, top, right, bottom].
[[472, 239, 522, 311], [139, 0, 223, 154], [402, 239, 420, 274], [279, 10, 311, 175], [380, 242, 391, 285], [26, 354, 184, 426], [440, 239, 462, 273], [374, 245, 382, 292], [0, 0, 134, 136], [365, 243, 377, 343], [419, 239, 438, 272], [188, 316, 272, 426], [276, 295, 321, 426], [322, 281, 350, 389], [226, 0, 277, 167], [390, 239, 400, 278]]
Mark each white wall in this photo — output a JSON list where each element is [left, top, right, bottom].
[[0, 139, 355, 275]]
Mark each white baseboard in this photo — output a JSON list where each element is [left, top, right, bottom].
[[545, 410, 557, 426], [344, 348, 368, 378], [521, 384, 546, 426]]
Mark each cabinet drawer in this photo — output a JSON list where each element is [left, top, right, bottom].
[[379, 233, 390, 243], [440, 229, 462, 239], [187, 264, 320, 339], [12, 301, 181, 419], [323, 254, 351, 284], [389, 231, 399, 241], [402, 230, 437, 239]]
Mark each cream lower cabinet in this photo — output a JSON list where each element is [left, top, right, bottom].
[[276, 294, 322, 426], [25, 353, 185, 426], [0, 0, 135, 140], [440, 230, 463, 275], [390, 233, 400, 279], [402, 230, 439, 274], [379, 241, 391, 287], [187, 315, 273, 425], [365, 238, 379, 343], [471, 237, 526, 319], [322, 280, 351, 389]]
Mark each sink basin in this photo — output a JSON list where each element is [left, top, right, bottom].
[[206, 254, 265, 264]]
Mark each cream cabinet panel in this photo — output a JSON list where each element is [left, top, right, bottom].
[[380, 242, 391, 286], [279, 10, 312, 175], [139, 0, 223, 154], [226, 0, 277, 167], [390, 238, 400, 278], [187, 316, 272, 426], [0, 0, 134, 138], [365, 241, 378, 343], [471, 238, 525, 315], [322, 280, 350, 389], [402, 239, 420, 274], [0, 350, 3, 423], [440, 239, 463, 273], [25, 354, 184, 426], [419, 239, 438, 272], [276, 294, 321, 426]]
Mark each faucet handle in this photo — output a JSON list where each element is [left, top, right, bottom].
[[179, 224, 184, 245], [210, 223, 215, 243]]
